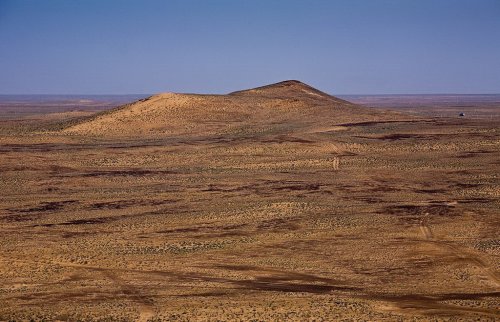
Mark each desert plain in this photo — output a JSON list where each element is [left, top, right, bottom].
[[0, 81, 498, 321]]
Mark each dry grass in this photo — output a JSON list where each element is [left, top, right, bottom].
[[0, 82, 498, 321]]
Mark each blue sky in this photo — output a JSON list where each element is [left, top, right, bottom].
[[0, 0, 499, 94]]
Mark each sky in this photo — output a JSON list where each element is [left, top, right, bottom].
[[0, 0, 499, 95]]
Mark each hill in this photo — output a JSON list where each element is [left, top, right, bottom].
[[230, 80, 348, 103], [62, 80, 406, 137]]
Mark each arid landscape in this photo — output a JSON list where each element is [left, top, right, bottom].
[[0, 80, 499, 321]]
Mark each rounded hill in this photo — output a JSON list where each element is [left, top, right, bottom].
[[62, 81, 406, 137]]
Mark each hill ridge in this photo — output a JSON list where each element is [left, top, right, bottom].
[[62, 80, 407, 137]]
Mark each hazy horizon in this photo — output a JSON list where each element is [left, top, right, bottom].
[[1, 92, 500, 96], [1, 0, 499, 95]]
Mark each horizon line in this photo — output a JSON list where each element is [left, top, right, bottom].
[[1, 93, 500, 96]]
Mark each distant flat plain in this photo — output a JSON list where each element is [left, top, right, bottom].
[[2, 93, 499, 118], [342, 94, 500, 118], [0, 91, 498, 321]]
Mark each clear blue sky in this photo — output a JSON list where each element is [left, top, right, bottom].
[[0, 0, 499, 94]]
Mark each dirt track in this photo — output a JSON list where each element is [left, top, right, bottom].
[[420, 217, 499, 288]]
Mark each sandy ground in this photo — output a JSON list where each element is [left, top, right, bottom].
[[0, 83, 498, 321]]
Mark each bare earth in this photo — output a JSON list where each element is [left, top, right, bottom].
[[0, 81, 499, 321]]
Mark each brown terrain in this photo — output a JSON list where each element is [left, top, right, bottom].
[[0, 80, 498, 321]]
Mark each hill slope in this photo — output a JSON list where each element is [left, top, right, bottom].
[[230, 80, 349, 103], [62, 80, 406, 137]]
